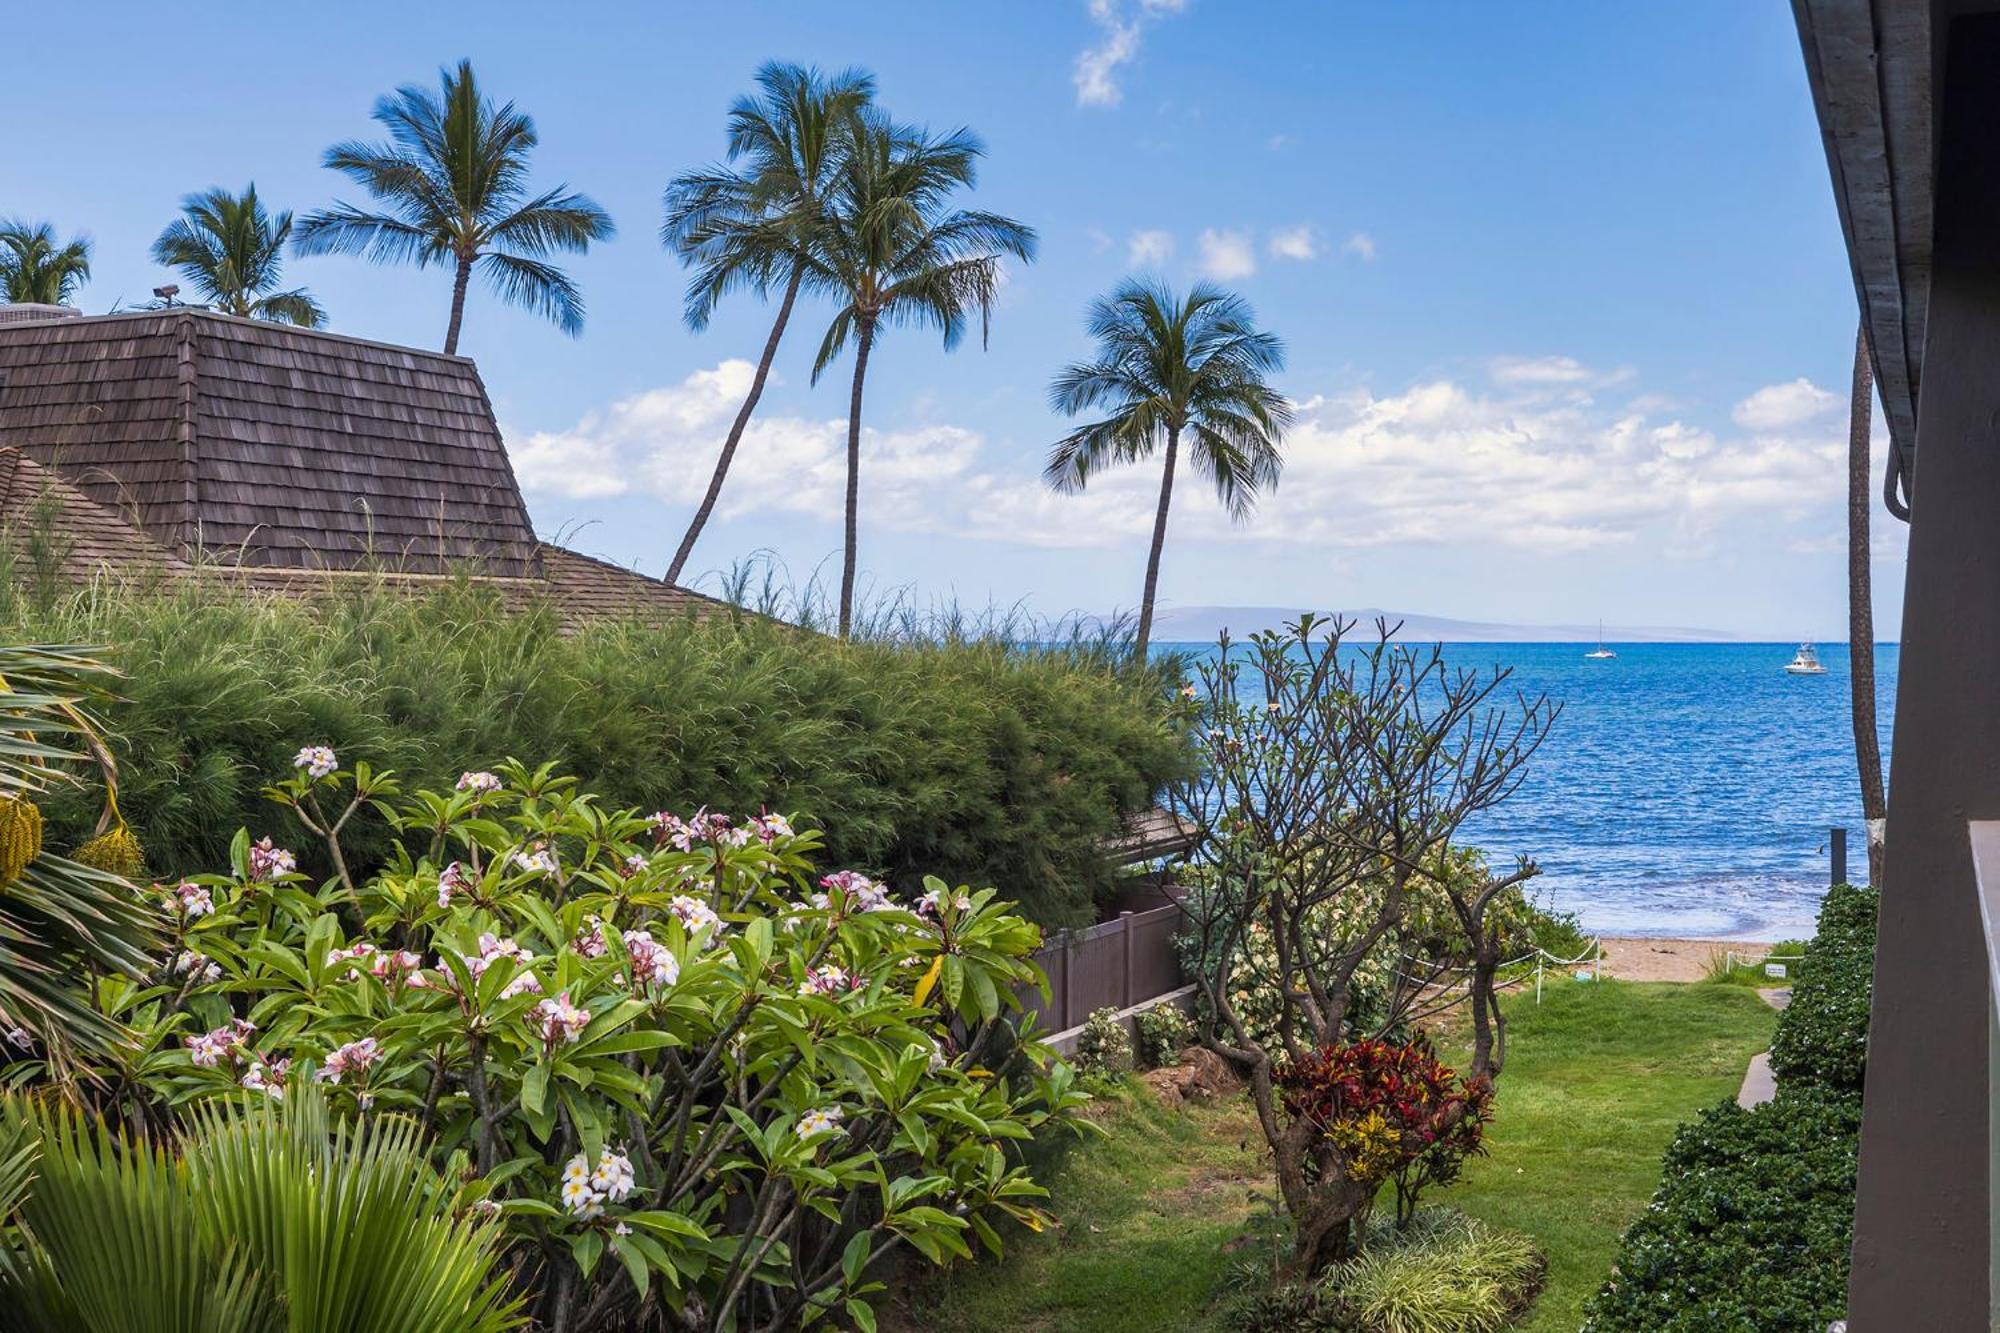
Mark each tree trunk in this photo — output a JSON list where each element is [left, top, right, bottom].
[[1847, 322, 1888, 884], [665, 267, 805, 586], [837, 317, 875, 640], [444, 253, 474, 356], [1467, 936, 1505, 1080], [1132, 425, 1181, 661]]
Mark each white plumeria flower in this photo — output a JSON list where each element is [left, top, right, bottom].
[[293, 745, 337, 779], [795, 1106, 845, 1140]]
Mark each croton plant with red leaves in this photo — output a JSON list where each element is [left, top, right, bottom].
[[1273, 1035, 1494, 1227]]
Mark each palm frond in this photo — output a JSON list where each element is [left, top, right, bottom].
[[476, 250, 585, 336], [0, 1089, 522, 1333]]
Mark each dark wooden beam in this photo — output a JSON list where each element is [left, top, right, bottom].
[[1848, 13, 2000, 1326]]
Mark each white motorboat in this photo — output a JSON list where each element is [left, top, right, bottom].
[[1785, 641, 1828, 675]]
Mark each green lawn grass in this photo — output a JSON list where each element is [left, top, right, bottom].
[[1445, 979, 1779, 1331], [895, 978, 1777, 1332]]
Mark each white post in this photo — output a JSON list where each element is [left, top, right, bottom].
[[1535, 953, 1544, 1005]]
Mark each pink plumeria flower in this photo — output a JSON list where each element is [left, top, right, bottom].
[[800, 964, 862, 998], [317, 1036, 381, 1085], [532, 992, 591, 1044], [455, 770, 502, 795], [167, 881, 214, 917], [247, 838, 296, 882], [436, 860, 472, 909]]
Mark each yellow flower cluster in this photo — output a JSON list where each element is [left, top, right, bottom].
[[74, 825, 147, 879], [0, 795, 43, 885], [1327, 1109, 1403, 1185]]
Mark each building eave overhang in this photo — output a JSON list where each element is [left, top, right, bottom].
[[1791, 0, 1943, 513]]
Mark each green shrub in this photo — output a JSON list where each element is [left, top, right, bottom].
[[1327, 1210, 1545, 1333], [1217, 1210, 1542, 1333], [60, 757, 1082, 1331], [1134, 1002, 1195, 1068], [1074, 1007, 1135, 1076], [1218, 1281, 1348, 1333], [4, 579, 1191, 926], [1767, 882, 1878, 1093], [1586, 880, 1876, 1332], [1580, 1087, 1860, 1332]]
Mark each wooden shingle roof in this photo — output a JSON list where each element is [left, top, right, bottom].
[[0, 309, 541, 575], [0, 445, 723, 630]]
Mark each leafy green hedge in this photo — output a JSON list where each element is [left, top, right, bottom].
[[1768, 882, 1879, 1093], [5, 579, 1192, 925], [1580, 1088, 1860, 1332], [1583, 882, 1878, 1331]]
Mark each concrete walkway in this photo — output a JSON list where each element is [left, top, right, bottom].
[[1736, 988, 1793, 1109]]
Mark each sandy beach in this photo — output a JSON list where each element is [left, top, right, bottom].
[[1594, 937, 1784, 983]]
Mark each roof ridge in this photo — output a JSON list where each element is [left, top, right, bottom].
[[2, 306, 479, 365]]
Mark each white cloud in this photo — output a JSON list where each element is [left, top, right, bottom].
[[516, 356, 1864, 566], [1732, 377, 1841, 431], [1074, 0, 1189, 108], [1342, 231, 1379, 262], [512, 362, 984, 524], [1267, 225, 1318, 262], [1127, 228, 1175, 267], [1489, 355, 1598, 387], [1197, 228, 1256, 280]]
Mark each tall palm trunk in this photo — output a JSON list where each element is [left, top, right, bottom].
[[665, 267, 805, 587], [837, 316, 876, 639], [444, 253, 474, 355], [1847, 322, 1887, 884], [1133, 425, 1181, 660]]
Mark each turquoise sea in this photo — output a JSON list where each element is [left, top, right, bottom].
[[1156, 641, 1898, 942]]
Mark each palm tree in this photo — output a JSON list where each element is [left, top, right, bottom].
[[809, 118, 1037, 637], [659, 63, 873, 587], [295, 59, 614, 355], [0, 1086, 522, 1332], [0, 222, 91, 306], [151, 186, 324, 326], [0, 645, 159, 1070], [1847, 322, 1887, 884], [1046, 281, 1291, 659]]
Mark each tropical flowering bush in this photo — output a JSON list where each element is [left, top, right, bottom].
[[64, 753, 1084, 1333], [1272, 1036, 1493, 1231]]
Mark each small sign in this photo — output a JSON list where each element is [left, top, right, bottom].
[[1574, 969, 1596, 983], [1764, 962, 1788, 979]]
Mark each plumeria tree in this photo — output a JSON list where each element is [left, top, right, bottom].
[[1170, 617, 1555, 1276], [32, 754, 1079, 1332]]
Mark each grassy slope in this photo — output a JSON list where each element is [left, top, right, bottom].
[[1447, 979, 1778, 1331], [898, 979, 1777, 1332]]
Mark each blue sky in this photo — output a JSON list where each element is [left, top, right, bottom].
[[6, 2, 1895, 637]]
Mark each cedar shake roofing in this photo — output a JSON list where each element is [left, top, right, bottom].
[[0, 444, 724, 628], [0, 308, 541, 576], [0, 447, 180, 580]]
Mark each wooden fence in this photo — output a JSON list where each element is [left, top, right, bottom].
[[1019, 900, 1189, 1034]]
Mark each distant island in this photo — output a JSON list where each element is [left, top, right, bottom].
[[1140, 606, 1762, 644]]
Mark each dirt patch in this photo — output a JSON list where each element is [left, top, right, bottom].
[[1596, 937, 1767, 983]]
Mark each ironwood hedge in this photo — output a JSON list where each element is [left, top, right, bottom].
[[2, 578, 1193, 926]]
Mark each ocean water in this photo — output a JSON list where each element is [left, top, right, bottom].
[[1156, 641, 1898, 942]]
